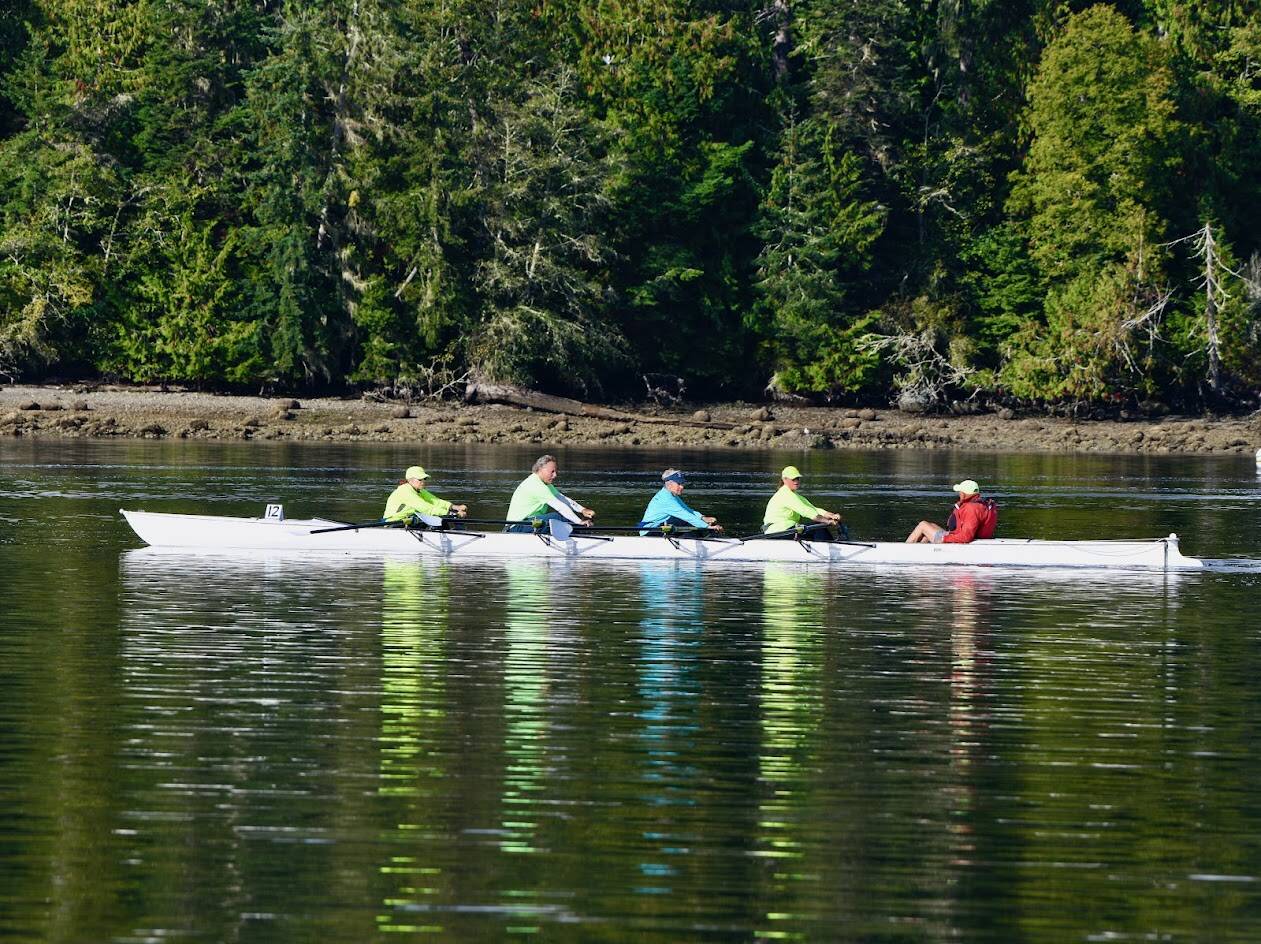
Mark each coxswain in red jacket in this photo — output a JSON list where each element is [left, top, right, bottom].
[[905, 480, 998, 544]]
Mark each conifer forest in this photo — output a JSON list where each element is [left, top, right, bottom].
[[1, 1, 1259, 409]]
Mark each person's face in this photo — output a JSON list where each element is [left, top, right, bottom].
[[538, 462, 558, 484], [409, 477, 427, 489], [666, 480, 684, 495], [784, 477, 800, 491]]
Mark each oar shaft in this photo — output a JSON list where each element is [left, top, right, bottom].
[[310, 519, 393, 535], [742, 522, 837, 541], [587, 525, 704, 533]]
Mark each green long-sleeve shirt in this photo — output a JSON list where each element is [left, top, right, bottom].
[[762, 485, 829, 533], [383, 483, 452, 522], [506, 473, 582, 524]]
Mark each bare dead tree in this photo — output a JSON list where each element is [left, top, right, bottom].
[[857, 328, 976, 406], [1119, 286, 1173, 374], [1164, 221, 1243, 393], [1199, 222, 1224, 392]]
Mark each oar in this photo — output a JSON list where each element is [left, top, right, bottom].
[[458, 517, 543, 528], [582, 524, 706, 533], [741, 521, 839, 540], [547, 519, 613, 542], [310, 518, 394, 535], [740, 524, 811, 541], [632, 525, 742, 544], [741, 522, 875, 548], [310, 513, 445, 535]]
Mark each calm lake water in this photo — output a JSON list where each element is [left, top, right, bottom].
[[2, 438, 1261, 943]]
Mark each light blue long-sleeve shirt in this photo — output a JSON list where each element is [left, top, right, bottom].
[[637, 487, 709, 534]]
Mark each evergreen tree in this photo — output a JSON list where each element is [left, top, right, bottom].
[[0, 0, 1259, 405], [0, 0, 35, 137], [1002, 4, 1184, 402], [752, 111, 885, 396], [466, 65, 628, 396], [561, 0, 767, 393]]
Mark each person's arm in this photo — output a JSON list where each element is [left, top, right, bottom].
[[416, 490, 452, 517], [942, 505, 981, 543], [666, 493, 709, 529], [786, 491, 822, 518], [801, 492, 842, 525], [786, 491, 839, 524], [544, 491, 584, 523]]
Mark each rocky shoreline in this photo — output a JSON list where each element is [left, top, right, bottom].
[[2, 384, 1259, 456]]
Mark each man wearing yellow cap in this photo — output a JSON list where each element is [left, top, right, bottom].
[[762, 466, 843, 537], [383, 466, 467, 523], [905, 479, 997, 544]]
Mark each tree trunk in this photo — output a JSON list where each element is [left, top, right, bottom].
[[465, 381, 736, 430], [1203, 222, 1222, 393]]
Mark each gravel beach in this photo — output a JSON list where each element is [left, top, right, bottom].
[[2, 384, 1259, 456]]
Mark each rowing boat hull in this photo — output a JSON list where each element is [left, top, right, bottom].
[[119, 510, 1205, 571]]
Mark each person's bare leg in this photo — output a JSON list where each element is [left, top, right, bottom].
[[905, 520, 942, 543]]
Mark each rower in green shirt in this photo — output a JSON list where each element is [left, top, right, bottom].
[[384, 466, 467, 523], [762, 465, 843, 539], [506, 454, 595, 532]]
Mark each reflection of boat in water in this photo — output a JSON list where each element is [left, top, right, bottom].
[[120, 510, 1232, 572]]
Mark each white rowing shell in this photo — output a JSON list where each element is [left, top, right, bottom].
[[119, 510, 1206, 572]]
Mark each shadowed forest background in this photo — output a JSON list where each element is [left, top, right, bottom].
[[1, 0, 1259, 410]]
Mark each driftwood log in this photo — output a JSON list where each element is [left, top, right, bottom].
[[465, 381, 737, 431]]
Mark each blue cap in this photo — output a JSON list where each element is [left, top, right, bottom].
[[661, 469, 686, 485]]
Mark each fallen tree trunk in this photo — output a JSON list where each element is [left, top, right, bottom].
[[465, 381, 737, 430]]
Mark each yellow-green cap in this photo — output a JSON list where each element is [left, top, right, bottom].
[[952, 479, 979, 495], [781, 465, 802, 480], [404, 465, 429, 480]]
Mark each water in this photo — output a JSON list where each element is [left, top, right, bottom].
[[3, 438, 1261, 942]]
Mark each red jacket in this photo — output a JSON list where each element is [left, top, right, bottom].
[[944, 494, 997, 544]]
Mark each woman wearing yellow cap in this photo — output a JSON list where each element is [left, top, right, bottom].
[[383, 466, 467, 523], [762, 466, 843, 537]]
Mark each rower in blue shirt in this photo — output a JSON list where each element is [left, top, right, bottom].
[[637, 469, 723, 535]]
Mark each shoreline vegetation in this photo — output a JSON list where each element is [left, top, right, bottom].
[[3, 5, 1261, 412], [3, 384, 1258, 457]]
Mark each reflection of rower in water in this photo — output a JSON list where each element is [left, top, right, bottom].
[[756, 564, 826, 871], [383, 466, 467, 523], [762, 466, 844, 540], [376, 558, 451, 931], [505, 454, 595, 533], [637, 468, 723, 535]]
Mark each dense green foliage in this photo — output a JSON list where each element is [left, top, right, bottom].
[[1, 1, 1259, 407]]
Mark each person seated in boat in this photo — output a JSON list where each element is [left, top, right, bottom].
[[505, 454, 595, 533], [637, 469, 723, 535], [384, 466, 467, 525], [905, 479, 998, 544], [762, 466, 844, 540]]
